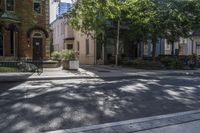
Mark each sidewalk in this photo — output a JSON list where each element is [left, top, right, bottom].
[[0, 65, 199, 82], [47, 109, 200, 133]]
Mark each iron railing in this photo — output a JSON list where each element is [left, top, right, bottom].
[[0, 59, 43, 74]]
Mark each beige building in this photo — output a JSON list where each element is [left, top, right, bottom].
[[164, 33, 200, 56], [50, 17, 96, 65]]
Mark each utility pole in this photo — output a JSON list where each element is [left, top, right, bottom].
[[116, 20, 120, 66]]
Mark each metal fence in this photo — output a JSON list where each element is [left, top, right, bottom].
[[0, 59, 43, 74]]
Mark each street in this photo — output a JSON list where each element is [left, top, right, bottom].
[[0, 75, 200, 133]]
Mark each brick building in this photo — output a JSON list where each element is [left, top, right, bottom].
[[0, 0, 50, 60]]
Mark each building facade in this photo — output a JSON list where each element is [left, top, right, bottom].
[[50, 17, 96, 65], [56, 2, 72, 18], [0, 0, 50, 59], [163, 30, 200, 56]]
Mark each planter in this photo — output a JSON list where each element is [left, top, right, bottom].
[[62, 60, 79, 70]]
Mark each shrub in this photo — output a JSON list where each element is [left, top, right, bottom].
[[132, 58, 146, 65], [51, 51, 62, 60], [127, 58, 164, 69], [160, 56, 184, 69], [61, 50, 77, 60]]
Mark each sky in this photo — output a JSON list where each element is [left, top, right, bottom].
[[50, 0, 72, 23]]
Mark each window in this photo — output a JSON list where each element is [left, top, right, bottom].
[[77, 41, 79, 51], [196, 43, 200, 49], [33, 0, 42, 14], [10, 30, 14, 55], [196, 42, 200, 54], [5, 0, 14, 11], [0, 33, 3, 56], [67, 44, 73, 50], [61, 23, 64, 35], [86, 39, 89, 55], [57, 25, 59, 37]]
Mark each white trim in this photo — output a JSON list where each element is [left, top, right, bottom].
[[31, 31, 44, 38]]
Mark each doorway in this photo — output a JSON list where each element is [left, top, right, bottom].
[[33, 38, 43, 60]]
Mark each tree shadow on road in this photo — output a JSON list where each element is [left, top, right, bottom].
[[0, 77, 200, 133]]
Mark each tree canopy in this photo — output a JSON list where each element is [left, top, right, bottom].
[[67, 0, 200, 56], [66, 0, 123, 36]]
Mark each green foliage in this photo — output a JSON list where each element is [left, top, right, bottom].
[[121, 58, 164, 69], [160, 56, 184, 69], [125, 0, 200, 57], [52, 50, 78, 61], [0, 67, 18, 73], [131, 58, 146, 65], [67, 0, 200, 58], [61, 50, 77, 61], [66, 0, 123, 36], [51, 51, 62, 60]]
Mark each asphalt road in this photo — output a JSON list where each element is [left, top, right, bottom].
[[0, 76, 200, 133]]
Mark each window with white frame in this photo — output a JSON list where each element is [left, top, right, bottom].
[[5, 0, 15, 11], [33, 0, 42, 14]]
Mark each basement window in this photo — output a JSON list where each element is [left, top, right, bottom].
[[33, 0, 42, 14]]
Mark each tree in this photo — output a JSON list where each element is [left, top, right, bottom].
[[66, 0, 123, 65], [126, 0, 200, 57], [161, 0, 200, 56], [125, 0, 164, 58], [67, 0, 200, 61], [66, 0, 121, 36]]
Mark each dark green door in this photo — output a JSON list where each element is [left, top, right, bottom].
[[33, 38, 43, 60]]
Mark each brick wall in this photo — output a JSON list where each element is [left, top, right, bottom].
[[0, 0, 50, 59]]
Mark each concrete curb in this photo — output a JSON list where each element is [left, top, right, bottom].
[[0, 75, 151, 82], [46, 109, 200, 133], [0, 70, 199, 82]]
